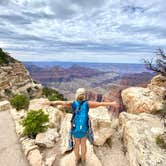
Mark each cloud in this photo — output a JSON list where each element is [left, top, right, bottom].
[[0, 0, 166, 63]]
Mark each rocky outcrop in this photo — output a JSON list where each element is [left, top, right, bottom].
[[0, 57, 43, 101], [35, 128, 60, 148], [121, 74, 166, 114], [119, 112, 166, 166], [89, 106, 113, 146]]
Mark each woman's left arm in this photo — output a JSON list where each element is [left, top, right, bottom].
[[88, 101, 119, 110]]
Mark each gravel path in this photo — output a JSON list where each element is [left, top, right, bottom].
[[93, 130, 129, 166], [0, 110, 29, 166]]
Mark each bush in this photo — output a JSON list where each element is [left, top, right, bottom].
[[20, 109, 49, 138], [42, 86, 67, 101], [10, 94, 29, 111], [0, 48, 16, 64]]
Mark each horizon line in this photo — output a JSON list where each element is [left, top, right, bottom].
[[22, 60, 146, 64]]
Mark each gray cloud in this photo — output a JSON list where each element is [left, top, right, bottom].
[[0, 14, 31, 24], [0, 0, 10, 6], [0, 0, 166, 63]]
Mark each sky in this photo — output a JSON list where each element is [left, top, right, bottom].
[[0, 0, 166, 63]]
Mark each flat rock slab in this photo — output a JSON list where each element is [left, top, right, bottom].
[[0, 110, 29, 166], [0, 100, 11, 112], [59, 141, 102, 166]]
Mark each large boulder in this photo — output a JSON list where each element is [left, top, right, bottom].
[[119, 112, 166, 166], [20, 137, 38, 157], [89, 106, 113, 146], [147, 74, 166, 100], [121, 87, 164, 114], [27, 149, 44, 166], [121, 74, 166, 114], [35, 128, 60, 148]]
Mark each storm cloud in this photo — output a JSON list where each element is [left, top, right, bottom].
[[0, 0, 166, 63]]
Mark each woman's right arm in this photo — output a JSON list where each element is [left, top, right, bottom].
[[49, 100, 73, 108], [88, 101, 119, 111]]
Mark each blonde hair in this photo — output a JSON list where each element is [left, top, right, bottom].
[[75, 88, 86, 100]]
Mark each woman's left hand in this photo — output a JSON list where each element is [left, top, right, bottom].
[[111, 101, 120, 112]]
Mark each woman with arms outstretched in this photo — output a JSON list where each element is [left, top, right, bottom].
[[48, 88, 119, 166]]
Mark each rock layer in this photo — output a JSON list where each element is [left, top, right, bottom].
[[121, 74, 166, 114], [119, 112, 166, 166]]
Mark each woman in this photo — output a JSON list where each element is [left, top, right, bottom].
[[49, 88, 119, 166]]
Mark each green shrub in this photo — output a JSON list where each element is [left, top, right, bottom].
[[10, 94, 29, 111], [42, 86, 67, 101], [20, 109, 49, 138], [0, 48, 16, 64], [156, 134, 166, 149]]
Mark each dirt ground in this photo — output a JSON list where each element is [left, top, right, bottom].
[[0, 110, 29, 166]]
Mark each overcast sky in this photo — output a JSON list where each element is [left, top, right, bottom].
[[0, 0, 166, 63]]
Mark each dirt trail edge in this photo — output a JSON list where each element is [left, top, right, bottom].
[[0, 110, 29, 166]]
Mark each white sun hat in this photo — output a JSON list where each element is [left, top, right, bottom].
[[75, 88, 86, 100]]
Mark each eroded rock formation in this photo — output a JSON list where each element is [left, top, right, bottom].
[[0, 57, 42, 101], [121, 74, 166, 114]]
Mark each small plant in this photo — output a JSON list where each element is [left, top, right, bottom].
[[156, 134, 166, 149], [20, 109, 49, 138], [42, 86, 67, 101], [0, 48, 16, 64], [10, 94, 29, 111]]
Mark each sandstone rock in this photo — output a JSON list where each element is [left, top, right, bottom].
[[9, 108, 26, 136], [29, 98, 50, 110], [46, 106, 65, 130], [149, 74, 166, 87], [45, 155, 57, 166], [0, 100, 11, 111], [119, 112, 166, 166], [27, 149, 44, 166], [9, 108, 26, 121], [20, 137, 38, 157], [148, 75, 166, 100], [29, 98, 65, 130], [35, 128, 59, 148], [122, 87, 164, 114], [89, 106, 113, 145], [0, 61, 42, 101], [59, 140, 102, 166], [59, 113, 72, 154], [121, 74, 166, 114]]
